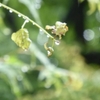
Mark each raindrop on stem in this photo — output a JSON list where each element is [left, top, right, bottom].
[[47, 34, 50, 38], [55, 40, 60, 45], [40, 29, 43, 32], [25, 19, 29, 23], [18, 14, 21, 17], [23, 16, 27, 20], [9, 10, 13, 13]]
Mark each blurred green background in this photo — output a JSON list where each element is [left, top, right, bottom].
[[0, 0, 100, 100]]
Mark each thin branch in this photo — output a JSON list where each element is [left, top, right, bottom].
[[0, 2, 55, 40]]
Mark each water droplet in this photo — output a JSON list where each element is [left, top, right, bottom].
[[47, 34, 50, 38], [25, 19, 29, 23], [39, 29, 44, 34], [55, 40, 60, 45], [23, 16, 26, 19], [9, 10, 13, 13], [32, 22, 35, 25], [40, 29, 43, 32], [18, 14, 21, 17]]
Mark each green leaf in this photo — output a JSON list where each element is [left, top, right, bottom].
[[11, 28, 31, 50]]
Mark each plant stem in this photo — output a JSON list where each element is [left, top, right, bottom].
[[0, 2, 55, 40]]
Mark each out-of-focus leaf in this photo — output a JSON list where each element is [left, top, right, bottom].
[[87, 0, 100, 14]]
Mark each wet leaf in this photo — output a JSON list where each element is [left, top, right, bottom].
[[11, 28, 31, 50]]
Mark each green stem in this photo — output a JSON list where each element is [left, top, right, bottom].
[[0, 2, 55, 40], [21, 19, 29, 28]]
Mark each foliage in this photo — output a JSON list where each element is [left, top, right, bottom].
[[11, 28, 31, 50]]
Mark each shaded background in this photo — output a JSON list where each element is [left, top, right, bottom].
[[0, 0, 100, 100]]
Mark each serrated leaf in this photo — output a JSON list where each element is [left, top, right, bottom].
[[11, 28, 31, 50]]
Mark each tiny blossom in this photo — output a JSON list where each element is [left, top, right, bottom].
[[45, 21, 68, 39]]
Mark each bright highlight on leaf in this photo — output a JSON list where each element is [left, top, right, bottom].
[[11, 28, 31, 50]]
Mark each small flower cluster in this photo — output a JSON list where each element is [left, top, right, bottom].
[[45, 21, 68, 39], [45, 21, 68, 56]]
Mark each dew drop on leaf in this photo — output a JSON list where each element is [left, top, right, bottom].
[[25, 19, 29, 23], [39, 29, 44, 34], [23, 16, 26, 20], [40, 29, 43, 32]]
